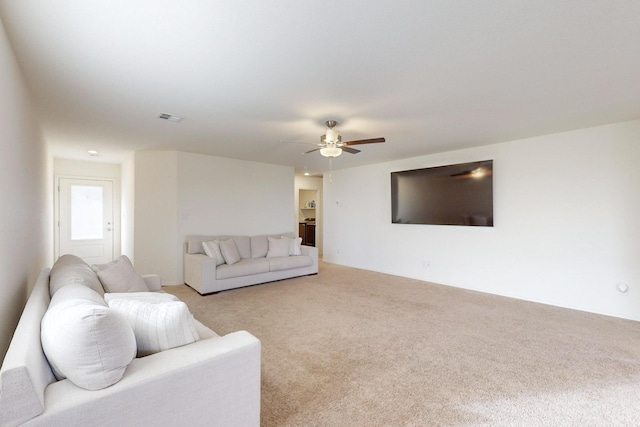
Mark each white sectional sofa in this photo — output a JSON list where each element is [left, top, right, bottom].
[[0, 255, 261, 427], [184, 233, 318, 295]]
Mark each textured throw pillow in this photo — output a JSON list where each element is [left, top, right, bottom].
[[107, 298, 200, 357], [104, 292, 179, 304], [94, 256, 149, 293], [231, 236, 251, 259], [219, 239, 241, 265], [282, 236, 303, 256], [202, 240, 225, 266], [267, 236, 290, 258], [41, 286, 137, 390]]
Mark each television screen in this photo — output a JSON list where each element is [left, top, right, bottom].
[[391, 160, 493, 226]]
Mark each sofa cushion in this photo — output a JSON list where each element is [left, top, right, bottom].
[[232, 236, 251, 259], [282, 236, 303, 256], [49, 254, 105, 297], [216, 259, 269, 280], [202, 240, 225, 266], [266, 236, 290, 258], [250, 235, 268, 258], [268, 255, 313, 272], [41, 284, 136, 390], [107, 298, 200, 357], [94, 255, 149, 293], [219, 239, 241, 265], [104, 292, 179, 304]]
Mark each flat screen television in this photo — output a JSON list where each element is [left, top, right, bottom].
[[391, 160, 493, 226]]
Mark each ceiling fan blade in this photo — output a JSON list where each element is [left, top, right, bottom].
[[303, 148, 321, 154], [344, 137, 386, 146], [341, 146, 361, 154]]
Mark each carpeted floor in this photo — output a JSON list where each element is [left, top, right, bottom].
[[165, 261, 640, 426]]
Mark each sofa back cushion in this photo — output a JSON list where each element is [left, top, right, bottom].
[[187, 235, 230, 254], [250, 235, 268, 258], [186, 233, 296, 256], [49, 254, 104, 297]]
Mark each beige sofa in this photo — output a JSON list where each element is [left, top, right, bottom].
[[0, 255, 261, 426], [184, 233, 318, 295]]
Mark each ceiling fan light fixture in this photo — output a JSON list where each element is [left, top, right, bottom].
[[320, 146, 342, 157], [326, 128, 340, 143]]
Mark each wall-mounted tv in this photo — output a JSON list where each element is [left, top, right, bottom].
[[391, 160, 493, 226]]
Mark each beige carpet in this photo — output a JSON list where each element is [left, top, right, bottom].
[[165, 262, 640, 426]]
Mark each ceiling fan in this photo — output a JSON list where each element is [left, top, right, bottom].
[[303, 120, 385, 157]]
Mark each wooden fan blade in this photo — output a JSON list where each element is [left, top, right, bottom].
[[303, 148, 321, 154], [341, 146, 361, 154], [344, 137, 385, 146]]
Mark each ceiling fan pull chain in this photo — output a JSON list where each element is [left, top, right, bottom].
[[329, 157, 333, 182]]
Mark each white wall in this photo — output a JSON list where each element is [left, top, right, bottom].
[[0, 17, 48, 361], [134, 151, 294, 285], [323, 120, 640, 321], [120, 153, 136, 259], [134, 151, 179, 283]]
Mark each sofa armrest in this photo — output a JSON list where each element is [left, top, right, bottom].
[[141, 274, 162, 291], [300, 245, 318, 259], [299, 245, 318, 274], [184, 253, 218, 294], [27, 331, 261, 427]]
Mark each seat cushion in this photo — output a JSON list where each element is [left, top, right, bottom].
[[268, 255, 313, 272], [216, 259, 269, 280]]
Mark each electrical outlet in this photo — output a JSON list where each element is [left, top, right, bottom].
[[422, 259, 431, 267]]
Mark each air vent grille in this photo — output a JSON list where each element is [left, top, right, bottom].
[[157, 112, 184, 122]]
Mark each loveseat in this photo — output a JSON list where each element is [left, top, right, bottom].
[[0, 255, 261, 427], [184, 233, 318, 295]]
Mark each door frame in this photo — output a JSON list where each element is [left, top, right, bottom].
[[54, 175, 119, 262]]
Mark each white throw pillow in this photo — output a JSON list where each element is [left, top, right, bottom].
[[267, 236, 290, 258], [282, 236, 303, 256], [41, 286, 137, 390], [107, 298, 200, 357], [104, 292, 179, 304], [94, 255, 149, 293], [202, 240, 225, 266], [219, 238, 241, 265]]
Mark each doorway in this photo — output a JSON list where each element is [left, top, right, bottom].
[[298, 189, 318, 247], [56, 177, 115, 264]]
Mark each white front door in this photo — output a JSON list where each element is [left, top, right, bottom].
[[57, 178, 114, 264]]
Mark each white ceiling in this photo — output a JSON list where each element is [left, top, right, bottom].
[[2, 1, 639, 175]]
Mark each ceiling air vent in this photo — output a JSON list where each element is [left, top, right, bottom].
[[157, 112, 184, 122]]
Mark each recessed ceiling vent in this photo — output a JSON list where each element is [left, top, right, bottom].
[[157, 112, 184, 122]]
